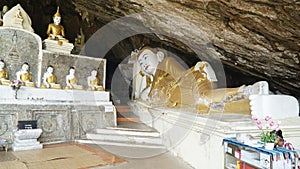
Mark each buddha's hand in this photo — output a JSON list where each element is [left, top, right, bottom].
[[57, 35, 63, 39], [50, 34, 56, 39], [89, 85, 95, 90], [68, 84, 73, 89]]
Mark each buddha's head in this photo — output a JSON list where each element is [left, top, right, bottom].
[[53, 7, 61, 25], [69, 67, 75, 75], [47, 65, 54, 74], [21, 62, 29, 71], [91, 70, 97, 77], [0, 60, 5, 69], [137, 46, 165, 75], [2, 5, 8, 13]]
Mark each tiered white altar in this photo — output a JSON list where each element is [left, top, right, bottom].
[[0, 5, 116, 150]]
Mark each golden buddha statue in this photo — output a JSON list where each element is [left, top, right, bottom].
[[16, 62, 35, 87], [65, 67, 83, 90], [134, 46, 267, 115], [0, 59, 10, 85], [87, 70, 104, 91], [46, 7, 69, 43], [41, 65, 61, 89]]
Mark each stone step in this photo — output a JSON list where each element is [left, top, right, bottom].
[[95, 128, 160, 137], [115, 105, 132, 113], [117, 113, 140, 122], [116, 105, 140, 122], [76, 139, 165, 149], [12, 144, 43, 151], [86, 133, 163, 145]]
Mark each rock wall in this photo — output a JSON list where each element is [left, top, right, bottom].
[[0, 0, 299, 98]]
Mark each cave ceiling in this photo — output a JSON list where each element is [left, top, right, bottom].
[[1, 0, 299, 98]]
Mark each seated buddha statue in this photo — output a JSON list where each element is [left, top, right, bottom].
[[0, 59, 10, 85], [87, 70, 104, 91], [133, 46, 268, 114], [65, 67, 83, 90], [16, 62, 35, 87], [41, 65, 61, 89], [46, 7, 69, 43]]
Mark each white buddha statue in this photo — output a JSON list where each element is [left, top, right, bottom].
[[65, 67, 83, 90], [87, 70, 104, 91], [41, 65, 61, 89], [16, 62, 35, 87], [46, 7, 69, 43], [0, 5, 8, 26], [0, 59, 10, 85]]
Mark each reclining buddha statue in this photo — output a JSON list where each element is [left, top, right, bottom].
[[41, 65, 61, 89], [132, 46, 268, 115], [0, 59, 10, 85], [65, 67, 83, 90], [16, 62, 35, 87], [87, 70, 104, 91]]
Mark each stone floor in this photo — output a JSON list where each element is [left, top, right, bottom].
[[89, 144, 193, 169], [0, 143, 193, 169]]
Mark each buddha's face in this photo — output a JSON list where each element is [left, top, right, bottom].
[[138, 49, 160, 75], [91, 70, 97, 77], [53, 16, 61, 25], [22, 64, 29, 71], [47, 67, 54, 74], [2, 6, 8, 13], [69, 68, 75, 75], [0, 61, 4, 69]]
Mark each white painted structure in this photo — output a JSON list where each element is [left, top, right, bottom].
[[129, 99, 300, 169]]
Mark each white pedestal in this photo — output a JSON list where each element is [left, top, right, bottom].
[[12, 129, 43, 151], [43, 39, 74, 54], [129, 101, 300, 169], [0, 85, 110, 104]]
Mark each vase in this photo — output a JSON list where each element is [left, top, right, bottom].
[[264, 142, 274, 150]]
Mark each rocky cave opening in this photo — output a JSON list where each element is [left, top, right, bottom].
[[1, 0, 299, 103]]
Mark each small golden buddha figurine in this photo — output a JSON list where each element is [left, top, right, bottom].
[[41, 65, 61, 89], [16, 62, 35, 87], [0, 59, 10, 85], [87, 70, 104, 91], [65, 67, 83, 90], [15, 8, 23, 19], [46, 7, 69, 43]]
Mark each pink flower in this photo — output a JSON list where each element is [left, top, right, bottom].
[[269, 121, 274, 127], [256, 120, 261, 125], [252, 116, 258, 121], [265, 116, 271, 121], [257, 125, 262, 130]]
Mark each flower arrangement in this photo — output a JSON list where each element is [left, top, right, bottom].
[[10, 80, 22, 90], [252, 115, 281, 143]]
